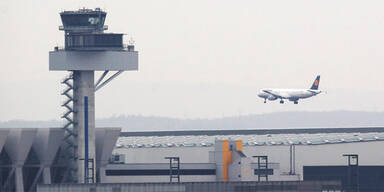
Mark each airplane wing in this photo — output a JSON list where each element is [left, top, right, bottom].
[[262, 90, 289, 99]]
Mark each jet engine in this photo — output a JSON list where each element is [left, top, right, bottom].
[[267, 95, 277, 101]]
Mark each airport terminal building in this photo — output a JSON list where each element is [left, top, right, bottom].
[[2, 127, 384, 191], [105, 127, 384, 191]]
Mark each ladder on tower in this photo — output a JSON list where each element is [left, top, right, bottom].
[[87, 158, 95, 183], [60, 71, 78, 182], [79, 158, 95, 183]]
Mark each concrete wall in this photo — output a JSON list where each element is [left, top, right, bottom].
[[96, 128, 121, 183], [0, 128, 121, 191], [114, 147, 213, 163], [115, 140, 384, 181], [49, 51, 138, 71], [228, 151, 242, 181], [103, 175, 217, 183], [243, 141, 384, 179], [32, 128, 64, 184], [3, 128, 38, 192], [101, 163, 216, 183]]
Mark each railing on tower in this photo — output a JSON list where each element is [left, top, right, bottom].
[[60, 71, 78, 182]]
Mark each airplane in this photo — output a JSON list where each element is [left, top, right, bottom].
[[257, 75, 322, 104]]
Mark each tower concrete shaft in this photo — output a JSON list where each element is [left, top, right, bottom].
[[73, 71, 96, 183]]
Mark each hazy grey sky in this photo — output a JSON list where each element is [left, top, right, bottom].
[[0, 0, 383, 121]]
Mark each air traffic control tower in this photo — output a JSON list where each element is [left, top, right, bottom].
[[49, 8, 138, 183]]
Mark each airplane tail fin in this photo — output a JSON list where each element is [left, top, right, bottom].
[[310, 75, 320, 90]]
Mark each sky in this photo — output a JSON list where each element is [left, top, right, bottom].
[[0, 0, 383, 121]]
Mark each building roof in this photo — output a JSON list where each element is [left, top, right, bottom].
[[116, 131, 384, 149], [120, 127, 384, 137]]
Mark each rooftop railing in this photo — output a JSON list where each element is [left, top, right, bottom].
[[53, 44, 136, 52]]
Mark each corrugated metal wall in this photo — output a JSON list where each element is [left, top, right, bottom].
[[38, 183, 186, 192], [38, 181, 341, 192]]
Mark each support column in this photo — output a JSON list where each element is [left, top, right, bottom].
[[15, 166, 24, 192], [73, 71, 96, 183], [42, 167, 51, 184]]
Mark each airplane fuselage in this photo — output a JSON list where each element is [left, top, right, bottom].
[[258, 89, 321, 103], [257, 75, 322, 104]]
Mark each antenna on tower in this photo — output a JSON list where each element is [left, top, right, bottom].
[[129, 37, 135, 45], [128, 37, 135, 52]]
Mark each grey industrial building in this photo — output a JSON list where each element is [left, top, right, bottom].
[[105, 127, 384, 192], [2, 127, 384, 191], [0, 128, 120, 191]]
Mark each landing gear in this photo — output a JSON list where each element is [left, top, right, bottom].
[[264, 99, 266, 103], [294, 101, 298, 104], [279, 100, 284, 104]]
